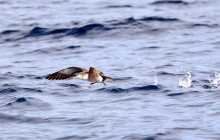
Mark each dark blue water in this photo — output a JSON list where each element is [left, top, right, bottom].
[[1, 0, 220, 139]]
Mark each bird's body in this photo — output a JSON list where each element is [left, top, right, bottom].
[[72, 72, 88, 80], [46, 67, 115, 86]]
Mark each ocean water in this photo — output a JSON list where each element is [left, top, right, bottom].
[[0, 0, 220, 139]]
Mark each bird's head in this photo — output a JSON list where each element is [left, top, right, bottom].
[[89, 67, 95, 72], [89, 67, 102, 74]]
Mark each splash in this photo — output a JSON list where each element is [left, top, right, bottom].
[[151, 68, 158, 86], [179, 70, 192, 88], [154, 71, 158, 86], [208, 73, 220, 88]]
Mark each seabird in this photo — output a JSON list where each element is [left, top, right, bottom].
[[46, 67, 115, 86]]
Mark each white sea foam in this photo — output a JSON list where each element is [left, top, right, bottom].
[[151, 67, 158, 86], [179, 70, 192, 88], [209, 73, 220, 88]]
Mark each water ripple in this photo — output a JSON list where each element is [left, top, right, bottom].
[[139, 17, 180, 22], [0, 88, 17, 94], [0, 87, 43, 94], [106, 5, 132, 8], [167, 92, 184, 96], [97, 85, 161, 93], [55, 135, 90, 140], [1, 30, 20, 35], [151, 0, 189, 5]]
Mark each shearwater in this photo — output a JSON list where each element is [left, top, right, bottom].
[[46, 67, 115, 86]]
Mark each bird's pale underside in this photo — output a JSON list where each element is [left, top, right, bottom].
[[46, 67, 115, 86]]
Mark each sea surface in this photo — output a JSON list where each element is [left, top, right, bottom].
[[0, 0, 220, 139]]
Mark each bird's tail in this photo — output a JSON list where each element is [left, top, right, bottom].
[[102, 76, 115, 81]]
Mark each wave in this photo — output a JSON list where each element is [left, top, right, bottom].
[[47, 28, 70, 34], [0, 113, 52, 124], [151, 0, 189, 5], [98, 88, 129, 93], [109, 17, 136, 26], [0, 88, 17, 94], [66, 46, 81, 49], [0, 87, 43, 94], [11, 73, 45, 80], [22, 45, 81, 55], [131, 85, 160, 91], [24, 27, 49, 37], [122, 133, 168, 140], [55, 135, 90, 140], [67, 23, 109, 36], [167, 92, 184, 96], [110, 16, 180, 27], [123, 135, 155, 140], [202, 85, 212, 89], [158, 71, 176, 76], [190, 23, 219, 28], [114, 77, 133, 81], [139, 17, 179, 22], [97, 85, 161, 93], [5, 97, 50, 110], [106, 5, 132, 8], [22, 23, 109, 38], [15, 97, 26, 103], [1, 30, 19, 35], [1, 16, 181, 41]]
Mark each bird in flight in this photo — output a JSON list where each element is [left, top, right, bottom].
[[46, 67, 115, 86]]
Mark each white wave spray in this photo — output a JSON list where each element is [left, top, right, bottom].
[[179, 70, 192, 88], [154, 70, 158, 86], [208, 73, 220, 88]]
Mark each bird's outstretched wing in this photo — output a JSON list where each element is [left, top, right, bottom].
[[46, 67, 88, 80]]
